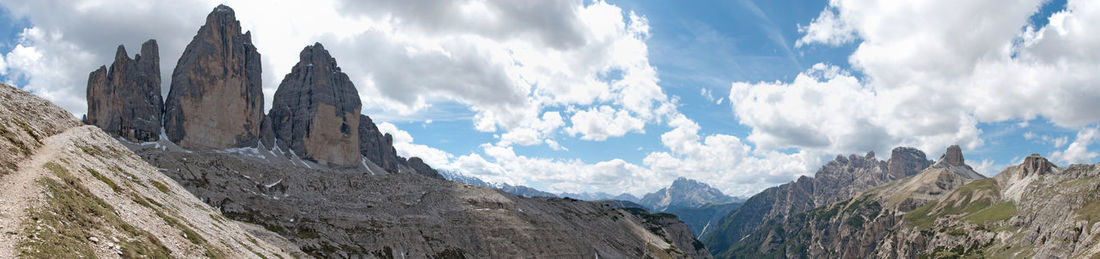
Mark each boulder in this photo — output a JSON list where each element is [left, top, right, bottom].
[[164, 4, 263, 150], [266, 43, 361, 167], [85, 40, 162, 142]]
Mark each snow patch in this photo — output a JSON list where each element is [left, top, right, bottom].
[[264, 178, 283, 189]]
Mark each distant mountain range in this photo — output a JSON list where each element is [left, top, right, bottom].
[[441, 171, 745, 238]]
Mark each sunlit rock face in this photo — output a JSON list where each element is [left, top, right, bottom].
[[164, 4, 264, 150]]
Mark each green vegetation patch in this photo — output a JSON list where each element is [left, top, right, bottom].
[[149, 179, 171, 193], [20, 162, 171, 258], [957, 178, 997, 194], [1076, 198, 1100, 226], [965, 202, 1017, 224], [153, 209, 225, 258], [84, 166, 121, 193], [0, 122, 31, 155], [904, 200, 938, 228]]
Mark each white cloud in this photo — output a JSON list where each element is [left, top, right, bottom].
[[795, 5, 856, 47], [731, 0, 1100, 166], [1050, 127, 1100, 165], [1, 0, 220, 115], [0, 53, 7, 76], [1024, 131, 1071, 148], [642, 114, 820, 196], [565, 105, 646, 141]]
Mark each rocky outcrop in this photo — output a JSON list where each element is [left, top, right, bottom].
[[1021, 153, 1053, 177], [887, 147, 932, 179], [164, 4, 263, 150], [264, 43, 360, 167], [358, 115, 404, 173], [931, 145, 984, 179], [85, 40, 162, 142], [943, 144, 965, 166], [407, 157, 444, 179]]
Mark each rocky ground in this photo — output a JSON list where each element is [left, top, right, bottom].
[[132, 141, 710, 258], [0, 83, 296, 258]]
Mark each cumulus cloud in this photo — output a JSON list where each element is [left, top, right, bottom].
[[1050, 127, 1100, 165], [0, 0, 218, 114], [730, 0, 1100, 166], [642, 114, 820, 196], [565, 105, 646, 141], [795, 6, 855, 47]]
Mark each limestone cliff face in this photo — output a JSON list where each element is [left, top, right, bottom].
[[163, 4, 263, 150], [265, 43, 361, 167], [85, 40, 162, 142]]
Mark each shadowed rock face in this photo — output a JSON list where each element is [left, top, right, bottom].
[[164, 4, 263, 150], [944, 144, 965, 166], [85, 40, 162, 142], [407, 157, 444, 179], [265, 43, 361, 167], [358, 115, 403, 173]]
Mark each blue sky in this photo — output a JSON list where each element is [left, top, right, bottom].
[[1, 0, 1097, 197]]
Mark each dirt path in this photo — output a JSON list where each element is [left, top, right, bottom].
[[0, 126, 78, 257]]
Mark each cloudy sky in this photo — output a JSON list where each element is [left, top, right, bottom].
[[1, 0, 1097, 197]]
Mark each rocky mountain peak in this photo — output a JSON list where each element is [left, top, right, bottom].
[[1021, 153, 1054, 177], [206, 4, 239, 27], [113, 45, 129, 62], [164, 4, 263, 150], [85, 39, 162, 142], [931, 145, 984, 179], [887, 147, 932, 179], [640, 177, 732, 211], [670, 177, 706, 189], [264, 43, 361, 167], [944, 144, 965, 166]]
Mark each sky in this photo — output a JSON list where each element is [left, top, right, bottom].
[[0, 0, 1097, 197]]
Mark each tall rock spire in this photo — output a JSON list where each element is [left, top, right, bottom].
[[264, 43, 361, 167], [163, 4, 263, 149], [85, 40, 162, 142]]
